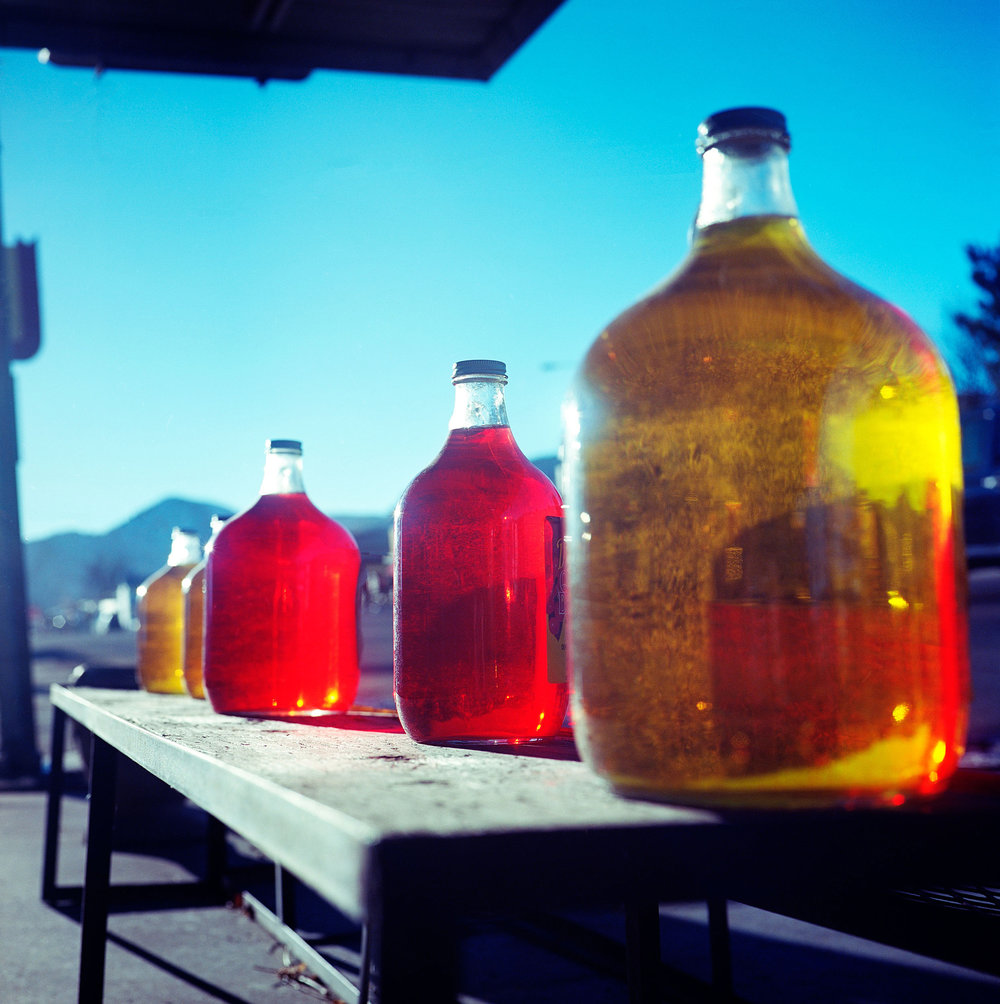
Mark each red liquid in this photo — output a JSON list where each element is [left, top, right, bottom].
[[709, 601, 968, 797], [394, 426, 569, 743], [203, 493, 361, 716]]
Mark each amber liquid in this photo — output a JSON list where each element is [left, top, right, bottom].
[[203, 493, 361, 716], [394, 426, 569, 743], [563, 216, 969, 806], [136, 563, 197, 694], [182, 562, 207, 699]]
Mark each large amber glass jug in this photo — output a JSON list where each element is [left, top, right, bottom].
[[561, 107, 969, 807]]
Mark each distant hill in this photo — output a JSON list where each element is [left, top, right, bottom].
[[24, 497, 393, 614]]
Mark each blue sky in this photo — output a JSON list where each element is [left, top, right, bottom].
[[1, 0, 998, 541]]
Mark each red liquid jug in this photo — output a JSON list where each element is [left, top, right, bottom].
[[394, 359, 569, 744], [204, 439, 361, 716]]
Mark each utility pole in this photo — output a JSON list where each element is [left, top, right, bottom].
[[0, 120, 41, 784]]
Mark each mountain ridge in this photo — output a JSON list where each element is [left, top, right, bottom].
[[25, 455, 559, 615], [24, 496, 393, 614]]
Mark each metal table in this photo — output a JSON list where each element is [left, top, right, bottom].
[[42, 685, 1000, 1003]]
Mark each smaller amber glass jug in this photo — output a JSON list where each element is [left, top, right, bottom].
[[181, 513, 230, 699], [136, 527, 202, 694]]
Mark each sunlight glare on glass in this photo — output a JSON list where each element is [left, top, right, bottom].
[[887, 591, 909, 610]]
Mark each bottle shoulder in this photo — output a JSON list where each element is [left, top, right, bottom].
[[639, 218, 857, 306], [419, 429, 557, 483], [181, 562, 206, 590], [214, 493, 360, 556], [399, 430, 561, 520], [138, 562, 195, 594], [578, 216, 950, 396]]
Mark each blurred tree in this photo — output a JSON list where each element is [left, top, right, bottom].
[[954, 239, 1000, 393]]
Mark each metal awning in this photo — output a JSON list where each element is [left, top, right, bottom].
[[0, 0, 565, 82]]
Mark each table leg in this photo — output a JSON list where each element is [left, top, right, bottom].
[[372, 902, 457, 1003], [708, 897, 733, 998], [78, 733, 118, 1004], [625, 896, 661, 1003], [275, 863, 298, 930], [41, 704, 67, 904], [205, 814, 228, 898], [367, 847, 458, 1004], [357, 923, 371, 1004]]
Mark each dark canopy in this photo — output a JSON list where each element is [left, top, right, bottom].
[[0, 0, 565, 82]]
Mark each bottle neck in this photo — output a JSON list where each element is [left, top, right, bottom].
[[449, 378, 510, 430], [203, 515, 229, 554], [167, 531, 202, 566], [695, 139, 799, 230], [259, 450, 307, 495]]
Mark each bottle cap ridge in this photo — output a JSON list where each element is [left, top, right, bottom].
[[266, 439, 302, 453], [697, 107, 790, 154], [452, 359, 507, 381]]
